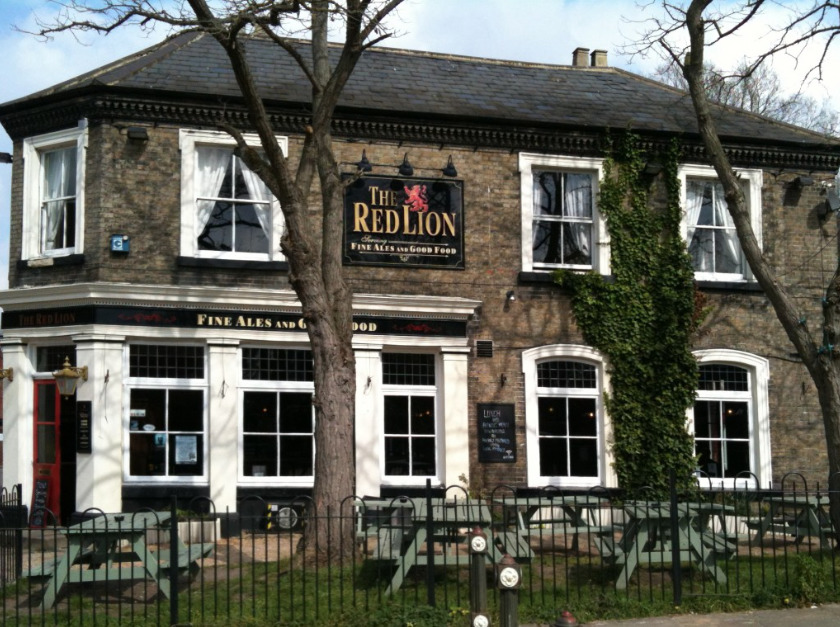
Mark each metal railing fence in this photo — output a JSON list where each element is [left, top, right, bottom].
[[1, 475, 839, 625]]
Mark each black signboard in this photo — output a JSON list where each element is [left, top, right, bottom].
[[477, 403, 516, 463], [30, 479, 50, 528], [343, 174, 464, 269], [77, 401, 92, 454], [3, 305, 467, 338]]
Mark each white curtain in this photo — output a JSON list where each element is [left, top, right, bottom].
[[239, 161, 271, 238], [563, 173, 592, 262], [684, 180, 705, 248], [41, 148, 75, 251], [196, 147, 231, 235], [711, 182, 741, 272]]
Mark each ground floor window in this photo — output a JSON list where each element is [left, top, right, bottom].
[[126, 344, 206, 480], [382, 353, 438, 481], [523, 345, 610, 488], [241, 347, 314, 482], [692, 350, 771, 487]]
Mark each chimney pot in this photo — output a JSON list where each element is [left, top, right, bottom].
[[572, 47, 590, 67], [591, 49, 608, 67]]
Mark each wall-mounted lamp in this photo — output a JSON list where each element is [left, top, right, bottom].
[[442, 155, 458, 177], [53, 357, 88, 397], [0, 152, 12, 164], [0, 367, 13, 382], [643, 162, 663, 176], [794, 175, 815, 188], [126, 126, 149, 141], [506, 290, 516, 302], [398, 153, 414, 177], [821, 189, 840, 219], [500, 373, 507, 387], [356, 149, 373, 172]]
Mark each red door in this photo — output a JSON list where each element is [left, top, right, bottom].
[[33, 381, 62, 523]]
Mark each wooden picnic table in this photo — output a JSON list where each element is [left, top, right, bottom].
[[750, 494, 834, 550], [492, 494, 613, 556], [609, 501, 734, 590], [358, 497, 504, 595], [24, 511, 214, 609]]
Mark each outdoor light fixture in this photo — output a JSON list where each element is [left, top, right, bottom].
[[126, 126, 149, 141], [0, 367, 13, 382], [442, 155, 458, 177], [506, 290, 516, 302], [398, 153, 414, 177], [643, 162, 663, 176], [794, 175, 815, 188], [0, 152, 12, 164], [53, 357, 88, 397], [356, 149, 373, 172]]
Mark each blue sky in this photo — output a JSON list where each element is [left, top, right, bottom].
[[0, 1, 836, 292]]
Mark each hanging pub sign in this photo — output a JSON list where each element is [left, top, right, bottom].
[[343, 174, 464, 269]]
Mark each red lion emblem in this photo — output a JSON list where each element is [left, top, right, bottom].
[[404, 185, 429, 213]]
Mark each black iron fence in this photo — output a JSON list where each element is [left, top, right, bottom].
[[1, 474, 840, 625]]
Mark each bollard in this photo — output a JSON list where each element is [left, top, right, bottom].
[[496, 553, 521, 627], [554, 610, 579, 626], [468, 526, 490, 626]]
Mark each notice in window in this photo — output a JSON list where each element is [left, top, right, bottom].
[[174, 435, 198, 465]]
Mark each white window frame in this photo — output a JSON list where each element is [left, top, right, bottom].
[[21, 123, 88, 260], [679, 164, 762, 282], [380, 353, 441, 487], [522, 345, 615, 488], [238, 380, 315, 487], [519, 153, 609, 274], [691, 349, 771, 489], [179, 129, 287, 261], [123, 344, 208, 485]]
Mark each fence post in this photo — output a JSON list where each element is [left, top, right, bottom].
[[669, 469, 682, 607], [496, 553, 521, 627], [170, 496, 179, 626], [425, 478, 435, 607], [468, 526, 489, 625]]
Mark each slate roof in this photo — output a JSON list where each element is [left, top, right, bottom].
[[1, 30, 836, 150]]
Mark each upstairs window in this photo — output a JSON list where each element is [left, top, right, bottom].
[[679, 165, 762, 282], [180, 129, 286, 261], [22, 125, 87, 259], [519, 153, 608, 274]]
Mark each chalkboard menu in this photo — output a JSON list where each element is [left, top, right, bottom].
[[30, 478, 50, 528], [77, 401, 92, 454], [477, 403, 516, 463]]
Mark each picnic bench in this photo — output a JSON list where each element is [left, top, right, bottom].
[[24, 512, 214, 609]]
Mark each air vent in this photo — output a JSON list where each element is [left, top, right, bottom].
[[475, 340, 494, 358]]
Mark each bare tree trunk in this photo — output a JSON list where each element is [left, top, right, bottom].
[[684, 0, 840, 536]]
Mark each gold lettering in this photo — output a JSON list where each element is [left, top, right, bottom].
[[441, 213, 456, 237], [354, 202, 370, 232], [425, 211, 441, 236], [371, 208, 384, 233], [402, 205, 417, 235], [385, 209, 400, 234]]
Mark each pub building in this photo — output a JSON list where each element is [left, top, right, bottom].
[[0, 35, 838, 524]]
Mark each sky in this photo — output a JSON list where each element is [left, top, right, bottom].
[[0, 0, 838, 291]]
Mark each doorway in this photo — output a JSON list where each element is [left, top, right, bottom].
[[33, 380, 77, 524]]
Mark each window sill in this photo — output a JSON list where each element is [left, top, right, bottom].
[[518, 271, 614, 285], [695, 280, 764, 293], [177, 256, 289, 271], [18, 254, 84, 270]]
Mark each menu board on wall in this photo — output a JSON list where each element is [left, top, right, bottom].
[[477, 403, 516, 463], [77, 401, 92, 454]]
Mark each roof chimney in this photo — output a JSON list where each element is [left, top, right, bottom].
[[590, 49, 608, 67], [572, 47, 590, 67]]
